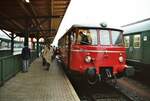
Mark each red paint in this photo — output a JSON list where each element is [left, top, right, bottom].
[[58, 25, 127, 77]]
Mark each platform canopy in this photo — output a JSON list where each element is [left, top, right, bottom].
[[0, 0, 70, 39]]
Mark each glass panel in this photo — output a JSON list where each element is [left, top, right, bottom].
[[124, 36, 130, 48], [134, 34, 140, 48], [88, 29, 98, 45], [71, 32, 76, 45], [65, 35, 69, 48], [100, 30, 110, 45], [111, 31, 123, 46], [77, 29, 98, 45]]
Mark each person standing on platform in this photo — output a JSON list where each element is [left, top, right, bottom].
[[42, 45, 53, 70], [21, 46, 31, 72]]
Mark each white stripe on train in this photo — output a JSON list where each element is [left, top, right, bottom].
[[71, 49, 125, 53]]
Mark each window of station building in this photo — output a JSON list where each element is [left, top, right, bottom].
[[124, 36, 130, 48], [133, 34, 140, 48]]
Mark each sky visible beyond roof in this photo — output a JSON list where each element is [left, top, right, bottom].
[[52, 0, 150, 46]]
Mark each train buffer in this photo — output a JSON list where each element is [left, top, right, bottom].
[[0, 58, 80, 101]]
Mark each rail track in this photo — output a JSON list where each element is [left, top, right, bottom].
[[130, 70, 150, 87], [59, 61, 150, 101], [69, 78, 132, 101]]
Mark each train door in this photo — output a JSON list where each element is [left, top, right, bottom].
[[68, 30, 77, 67], [128, 35, 134, 59], [124, 35, 130, 59], [62, 34, 69, 65], [132, 34, 142, 61], [142, 31, 150, 64]]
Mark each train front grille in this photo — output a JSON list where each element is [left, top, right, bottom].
[[99, 67, 113, 80]]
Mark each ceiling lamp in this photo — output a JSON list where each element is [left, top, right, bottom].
[[25, 0, 30, 3]]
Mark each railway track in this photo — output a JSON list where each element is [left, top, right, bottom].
[[68, 76, 150, 101], [113, 78, 150, 101], [70, 78, 132, 101], [130, 70, 150, 87], [60, 61, 150, 101]]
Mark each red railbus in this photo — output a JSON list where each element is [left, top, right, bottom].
[[58, 25, 127, 84]]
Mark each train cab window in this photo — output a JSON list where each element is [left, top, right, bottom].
[[133, 34, 140, 48], [100, 30, 111, 45], [124, 36, 130, 48], [111, 31, 123, 46], [77, 29, 97, 45]]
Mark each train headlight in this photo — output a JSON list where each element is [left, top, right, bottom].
[[119, 56, 124, 63], [85, 56, 92, 63]]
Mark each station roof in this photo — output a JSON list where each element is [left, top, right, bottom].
[[0, 0, 71, 39]]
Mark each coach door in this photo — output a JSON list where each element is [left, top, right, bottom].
[[132, 34, 142, 61], [68, 30, 77, 67], [127, 35, 134, 59], [63, 33, 69, 65], [142, 31, 150, 64]]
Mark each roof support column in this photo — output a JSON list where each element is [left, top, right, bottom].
[[36, 34, 40, 57], [24, 31, 29, 47], [11, 32, 14, 54], [24, 19, 29, 47], [31, 38, 35, 50]]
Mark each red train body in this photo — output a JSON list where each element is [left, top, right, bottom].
[[58, 25, 127, 83]]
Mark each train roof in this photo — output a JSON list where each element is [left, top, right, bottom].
[[122, 18, 150, 34], [68, 24, 123, 32]]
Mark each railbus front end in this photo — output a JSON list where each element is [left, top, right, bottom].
[[58, 25, 127, 84]]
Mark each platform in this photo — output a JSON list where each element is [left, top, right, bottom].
[[0, 58, 80, 101]]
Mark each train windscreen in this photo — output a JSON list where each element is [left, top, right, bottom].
[[100, 30, 123, 46], [111, 31, 123, 46], [100, 30, 111, 45]]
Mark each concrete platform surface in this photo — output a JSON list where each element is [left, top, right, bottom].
[[0, 58, 80, 101]]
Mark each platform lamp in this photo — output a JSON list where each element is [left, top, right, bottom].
[[24, 0, 30, 3]]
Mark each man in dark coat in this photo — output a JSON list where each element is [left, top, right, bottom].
[[21, 46, 31, 72]]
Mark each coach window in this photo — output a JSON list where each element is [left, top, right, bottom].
[[124, 36, 130, 48], [100, 30, 110, 45], [133, 34, 140, 48]]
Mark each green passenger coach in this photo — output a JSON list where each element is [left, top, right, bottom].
[[123, 19, 150, 70]]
